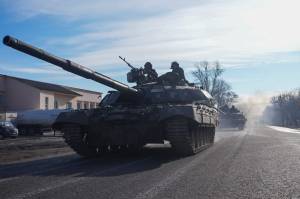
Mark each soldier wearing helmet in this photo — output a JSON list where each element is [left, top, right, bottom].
[[170, 61, 186, 82], [143, 62, 158, 83]]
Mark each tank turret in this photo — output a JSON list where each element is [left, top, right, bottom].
[[219, 105, 246, 130], [3, 35, 138, 94]]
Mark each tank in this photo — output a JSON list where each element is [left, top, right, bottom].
[[3, 35, 218, 156], [219, 105, 246, 130]]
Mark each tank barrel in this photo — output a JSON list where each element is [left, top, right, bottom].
[[3, 35, 138, 94]]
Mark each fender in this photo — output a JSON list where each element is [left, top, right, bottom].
[[53, 110, 89, 130], [158, 105, 194, 122]]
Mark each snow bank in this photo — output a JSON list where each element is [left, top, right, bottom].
[[268, 125, 300, 134]]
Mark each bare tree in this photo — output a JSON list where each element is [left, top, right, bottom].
[[266, 89, 300, 127], [192, 61, 237, 107]]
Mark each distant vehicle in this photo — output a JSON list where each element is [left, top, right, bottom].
[[16, 109, 70, 135], [0, 121, 18, 139], [219, 105, 247, 130]]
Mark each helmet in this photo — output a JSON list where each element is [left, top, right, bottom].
[[144, 62, 152, 70], [171, 61, 179, 69]]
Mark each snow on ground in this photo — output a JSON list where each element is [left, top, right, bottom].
[[268, 125, 300, 134]]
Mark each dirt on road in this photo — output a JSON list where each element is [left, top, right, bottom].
[[0, 135, 72, 164]]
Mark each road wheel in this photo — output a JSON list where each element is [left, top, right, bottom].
[[100, 145, 109, 154], [166, 118, 215, 156], [18, 127, 27, 136], [166, 117, 197, 156], [62, 124, 98, 158], [126, 144, 143, 155], [110, 145, 119, 152], [210, 127, 215, 143]]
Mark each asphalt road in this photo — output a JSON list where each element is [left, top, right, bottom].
[[1, 125, 300, 199]]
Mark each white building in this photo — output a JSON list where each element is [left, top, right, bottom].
[[0, 74, 102, 120]]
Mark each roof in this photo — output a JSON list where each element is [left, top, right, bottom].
[[12, 77, 81, 96], [13, 78, 80, 96], [64, 86, 102, 95]]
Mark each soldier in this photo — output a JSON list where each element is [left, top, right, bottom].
[[230, 105, 239, 113], [143, 62, 158, 82], [170, 61, 186, 82]]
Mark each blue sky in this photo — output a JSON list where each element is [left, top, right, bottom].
[[0, 0, 299, 97]]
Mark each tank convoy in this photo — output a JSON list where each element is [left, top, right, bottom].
[[219, 105, 246, 130], [3, 35, 218, 156]]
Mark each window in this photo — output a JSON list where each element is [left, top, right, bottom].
[[84, 102, 89, 109], [45, 97, 49, 110], [90, 102, 95, 109], [77, 101, 82, 110], [54, 100, 58, 109], [66, 102, 72, 109]]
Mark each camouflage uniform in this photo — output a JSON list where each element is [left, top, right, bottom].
[[144, 62, 158, 82], [170, 61, 186, 82]]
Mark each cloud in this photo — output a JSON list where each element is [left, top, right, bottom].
[[0, 65, 65, 75], [49, 0, 299, 69], [3, 0, 300, 74], [3, 0, 204, 20]]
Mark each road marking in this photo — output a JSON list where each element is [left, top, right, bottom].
[[7, 157, 151, 199]]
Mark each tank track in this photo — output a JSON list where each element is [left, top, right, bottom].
[[62, 124, 99, 157], [166, 117, 215, 156], [62, 124, 143, 157]]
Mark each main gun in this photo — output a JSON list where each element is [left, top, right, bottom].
[[3, 35, 138, 94]]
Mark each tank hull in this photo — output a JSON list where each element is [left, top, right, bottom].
[[54, 104, 218, 156], [219, 113, 246, 130]]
